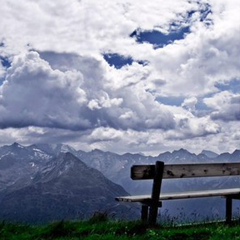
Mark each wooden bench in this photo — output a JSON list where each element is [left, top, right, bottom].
[[115, 161, 240, 225]]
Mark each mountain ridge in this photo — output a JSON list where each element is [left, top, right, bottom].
[[0, 148, 135, 224], [1, 142, 240, 223]]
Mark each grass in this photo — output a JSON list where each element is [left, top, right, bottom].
[[1, 219, 240, 240]]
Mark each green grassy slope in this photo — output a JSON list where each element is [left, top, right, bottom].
[[1, 220, 240, 240]]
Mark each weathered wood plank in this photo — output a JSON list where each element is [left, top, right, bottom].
[[115, 188, 240, 202], [116, 195, 151, 202], [131, 165, 155, 180], [131, 163, 240, 180]]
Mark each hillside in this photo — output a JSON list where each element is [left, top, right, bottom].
[[0, 145, 136, 224], [0, 220, 239, 240]]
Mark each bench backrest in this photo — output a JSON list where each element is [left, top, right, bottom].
[[131, 162, 240, 180], [131, 161, 240, 225]]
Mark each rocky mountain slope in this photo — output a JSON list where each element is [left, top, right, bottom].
[[0, 144, 135, 224]]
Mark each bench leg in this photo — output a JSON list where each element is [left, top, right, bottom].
[[226, 197, 232, 224], [141, 205, 148, 222], [149, 206, 159, 225]]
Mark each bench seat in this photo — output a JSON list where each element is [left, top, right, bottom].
[[116, 188, 240, 202]]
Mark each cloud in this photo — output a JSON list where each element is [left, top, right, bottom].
[[0, 51, 176, 132], [89, 127, 124, 142], [1, 1, 239, 101], [181, 97, 198, 112], [204, 91, 240, 121], [138, 1, 240, 99], [0, 51, 89, 130], [0, 65, 5, 80], [0, 0, 239, 155], [0, 50, 220, 144]]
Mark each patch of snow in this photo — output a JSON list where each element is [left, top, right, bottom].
[[60, 144, 74, 153], [34, 151, 51, 160], [33, 148, 45, 153], [15, 143, 24, 148], [30, 162, 35, 167]]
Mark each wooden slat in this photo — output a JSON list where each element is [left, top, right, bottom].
[[164, 163, 240, 179], [160, 188, 240, 200], [131, 165, 155, 180], [131, 163, 240, 180], [116, 195, 152, 203], [115, 188, 240, 202]]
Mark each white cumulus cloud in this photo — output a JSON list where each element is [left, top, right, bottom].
[[0, 0, 239, 154]]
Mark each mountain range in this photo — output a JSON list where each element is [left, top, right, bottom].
[[0, 143, 135, 224], [0, 142, 240, 223]]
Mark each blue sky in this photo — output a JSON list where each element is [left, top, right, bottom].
[[0, 0, 239, 155]]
